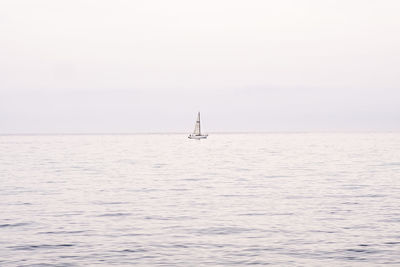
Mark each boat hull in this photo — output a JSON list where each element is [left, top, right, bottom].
[[188, 134, 208, 139]]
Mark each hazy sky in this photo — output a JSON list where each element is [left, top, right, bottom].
[[1, 0, 399, 133]]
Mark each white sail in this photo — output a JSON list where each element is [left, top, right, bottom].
[[193, 112, 201, 135]]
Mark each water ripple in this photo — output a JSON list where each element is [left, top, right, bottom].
[[9, 244, 75, 250], [0, 222, 30, 228]]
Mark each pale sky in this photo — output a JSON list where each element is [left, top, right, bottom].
[[1, 0, 399, 133]]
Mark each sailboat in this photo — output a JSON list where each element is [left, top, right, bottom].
[[188, 112, 208, 139]]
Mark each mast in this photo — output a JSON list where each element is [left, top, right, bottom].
[[197, 112, 201, 135]]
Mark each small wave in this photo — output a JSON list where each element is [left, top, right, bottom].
[[239, 213, 267, 216], [97, 212, 131, 217], [121, 233, 153, 237], [341, 201, 360, 205], [286, 195, 315, 199], [9, 202, 33, 206], [183, 178, 204, 181], [343, 248, 380, 254], [144, 216, 170, 221], [116, 248, 147, 253], [10, 244, 74, 250], [219, 194, 256, 198], [153, 163, 167, 168], [195, 226, 253, 236], [346, 248, 368, 253], [355, 194, 386, 198], [92, 201, 130, 205], [169, 188, 190, 191], [264, 175, 288, 178], [0, 222, 29, 228], [385, 241, 400, 245], [310, 230, 335, 234], [341, 256, 367, 261], [270, 212, 294, 216], [38, 230, 86, 235]]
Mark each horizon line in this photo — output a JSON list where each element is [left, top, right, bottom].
[[1, 130, 400, 136]]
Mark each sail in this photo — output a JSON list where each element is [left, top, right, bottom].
[[193, 112, 201, 135]]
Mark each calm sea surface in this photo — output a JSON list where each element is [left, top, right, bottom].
[[1, 133, 400, 266]]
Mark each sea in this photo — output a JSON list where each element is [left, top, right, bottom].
[[1, 133, 400, 266]]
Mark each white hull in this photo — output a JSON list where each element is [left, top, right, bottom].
[[188, 134, 208, 139]]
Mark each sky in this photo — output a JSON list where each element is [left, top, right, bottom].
[[0, 0, 399, 133]]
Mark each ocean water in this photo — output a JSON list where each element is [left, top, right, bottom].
[[1, 133, 400, 266]]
